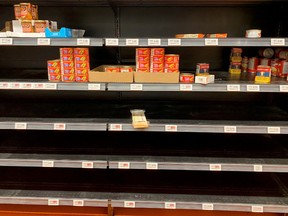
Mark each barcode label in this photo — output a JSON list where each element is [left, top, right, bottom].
[[42, 160, 54, 167], [209, 164, 222, 171], [110, 124, 122, 131], [0, 38, 13, 45], [165, 125, 178, 132], [44, 83, 57, 90], [77, 38, 90, 46], [224, 126, 237, 133], [48, 199, 59, 206], [37, 38, 51, 45], [73, 200, 84, 206], [271, 38, 285, 46], [82, 161, 94, 169], [126, 38, 139, 46], [205, 39, 218, 46], [202, 203, 214, 210], [148, 38, 161, 46], [130, 84, 143, 91], [267, 127, 280, 134], [227, 85, 240, 91], [165, 202, 176, 209], [280, 85, 288, 92], [168, 39, 181, 46], [180, 84, 193, 91], [15, 122, 27, 130], [105, 38, 119, 46], [247, 85, 260, 92], [254, 165, 263, 172], [252, 205, 264, 213], [88, 83, 101, 90], [118, 162, 130, 169], [146, 162, 158, 170], [54, 123, 66, 130], [124, 201, 135, 208]]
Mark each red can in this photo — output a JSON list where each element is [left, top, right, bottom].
[[47, 59, 61, 68], [61, 54, 74, 61], [151, 48, 165, 56], [136, 48, 150, 56], [180, 73, 194, 83], [75, 68, 89, 75], [48, 74, 61, 82], [271, 59, 280, 77], [60, 48, 73, 55], [151, 55, 164, 63], [105, 66, 120, 72], [120, 66, 134, 73], [279, 60, 288, 77], [165, 54, 179, 63], [74, 48, 89, 55], [61, 61, 74, 69], [48, 67, 61, 74], [248, 57, 259, 73], [137, 62, 149, 69], [151, 63, 164, 69], [62, 68, 75, 75], [75, 62, 89, 69], [74, 55, 89, 62], [62, 74, 75, 82], [75, 75, 88, 82], [165, 63, 179, 70], [137, 55, 150, 62]]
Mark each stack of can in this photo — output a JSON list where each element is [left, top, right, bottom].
[[164, 54, 180, 72], [229, 48, 242, 74], [60, 48, 75, 82], [150, 48, 165, 72], [74, 48, 90, 82], [47, 59, 61, 82], [136, 48, 150, 72]]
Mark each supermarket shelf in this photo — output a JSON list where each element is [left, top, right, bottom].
[[106, 38, 288, 47], [107, 119, 288, 134], [0, 153, 108, 169], [108, 156, 288, 172], [0, 118, 107, 131], [0, 38, 103, 47], [0, 80, 106, 91], [110, 193, 288, 213], [0, 189, 108, 207]]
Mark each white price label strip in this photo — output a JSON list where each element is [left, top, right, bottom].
[[280, 85, 288, 92], [252, 205, 264, 213], [15, 122, 27, 130], [124, 201, 135, 208], [126, 38, 139, 46], [165, 202, 176, 209], [227, 84, 240, 91], [254, 165, 263, 172], [33, 83, 45, 89], [82, 161, 94, 169], [73, 200, 84, 207], [0, 82, 9, 89], [180, 84, 193, 91], [267, 127, 280, 134], [146, 162, 158, 170], [54, 123, 66, 130], [148, 38, 161, 46], [130, 84, 143, 91], [205, 38, 218, 46], [105, 38, 119, 46], [44, 83, 57, 90], [0, 38, 13, 45], [88, 83, 101, 90], [37, 38, 51, 45], [42, 160, 54, 167], [271, 38, 285, 46], [168, 38, 181, 46], [110, 124, 122, 131], [165, 125, 178, 132], [202, 203, 214, 210], [10, 83, 20, 89], [77, 38, 90, 46], [118, 162, 130, 169], [224, 126, 237, 133], [246, 85, 260, 92], [209, 164, 222, 171], [48, 199, 59, 206], [20, 83, 33, 89]]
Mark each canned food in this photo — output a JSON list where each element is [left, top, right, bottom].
[[74, 48, 89, 55], [151, 63, 164, 69], [248, 57, 259, 73], [279, 60, 288, 77], [136, 48, 150, 56], [196, 63, 209, 75], [241, 56, 249, 73], [164, 62, 179, 70], [271, 59, 280, 77], [136, 62, 149, 69], [105, 66, 120, 72], [275, 48, 284, 58], [20, 3, 32, 20], [120, 66, 134, 73], [14, 4, 21, 20], [74, 55, 89, 62], [136, 55, 150, 62], [278, 50, 288, 60], [31, 4, 38, 20], [258, 48, 274, 58], [62, 68, 75, 75], [61, 54, 74, 61], [34, 20, 48, 33], [61, 61, 74, 69], [60, 48, 73, 55], [47, 59, 61, 68], [75, 68, 89, 75], [229, 62, 241, 74], [21, 20, 33, 33], [75, 75, 88, 82], [48, 67, 61, 74], [151, 55, 164, 63], [151, 48, 165, 56], [48, 74, 61, 82], [62, 74, 75, 82], [165, 54, 179, 63], [180, 73, 194, 83], [260, 58, 271, 66]]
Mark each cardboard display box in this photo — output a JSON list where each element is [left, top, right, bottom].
[[89, 65, 134, 83], [134, 72, 179, 83]]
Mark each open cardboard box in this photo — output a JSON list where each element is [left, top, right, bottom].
[[89, 65, 134, 83], [134, 71, 179, 83]]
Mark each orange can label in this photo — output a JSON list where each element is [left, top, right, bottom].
[[136, 48, 150, 56], [74, 48, 89, 55], [151, 63, 164, 69], [137, 55, 150, 62], [151, 55, 164, 63], [151, 48, 165, 56], [75, 62, 89, 69], [61, 61, 74, 69], [20, 3, 32, 20], [75, 75, 88, 82], [48, 74, 61, 81], [165, 62, 179, 70], [61, 54, 74, 61], [62, 74, 75, 82], [165, 54, 179, 63], [48, 67, 61, 74], [105, 67, 120, 72], [75, 68, 89, 75], [60, 48, 73, 55], [47, 60, 61, 68], [137, 62, 149, 69], [120, 67, 134, 72], [62, 68, 75, 74], [74, 55, 89, 62]]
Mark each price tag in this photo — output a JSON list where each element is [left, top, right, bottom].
[[130, 84, 143, 91], [205, 38, 218, 46], [110, 124, 122, 131], [146, 162, 158, 170], [180, 84, 193, 91], [44, 83, 57, 90], [42, 160, 54, 167], [82, 161, 94, 169], [73, 200, 84, 207], [54, 123, 66, 130], [202, 203, 214, 210], [105, 38, 119, 46], [10, 83, 20, 89], [48, 199, 59, 206], [252, 205, 264, 213], [165, 202, 176, 209], [165, 125, 178, 132], [0, 38, 13, 45], [227, 84, 240, 92], [168, 39, 181, 46], [15, 122, 27, 130], [118, 162, 130, 169], [33, 83, 45, 89], [0, 82, 9, 89], [209, 164, 222, 171], [88, 83, 101, 90], [77, 38, 90, 46], [246, 85, 260, 92], [271, 38, 285, 46], [126, 38, 139, 46], [37, 38, 51, 46], [224, 126, 237, 133], [124, 201, 135, 208], [280, 85, 288, 92], [148, 38, 161, 46], [267, 127, 280, 134], [254, 165, 263, 172], [20, 83, 33, 89]]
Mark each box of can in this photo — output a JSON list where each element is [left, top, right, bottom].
[[60, 48, 74, 55], [14, 4, 21, 20], [62, 74, 75, 82], [120, 66, 134, 73], [105, 66, 120, 72], [136, 55, 150, 62], [61, 54, 74, 61], [136, 48, 150, 56], [196, 63, 209, 75], [180, 73, 194, 83], [151, 48, 165, 56], [278, 60, 288, 77], [47, 59, 61, 68], [75, 68, 89, 75], [48, 73, 61, 81], [74, 48, 89, 55], [165, 54, 179, 63], [151, 55, 164, 63], [247, 57, 259, 73], [75, 75, 88, 82], [271, 59, 280, 76], [62, 68, 75, 75], [20, 3, 32, 20], [48, 67, 61, 74], [151, 68, 164, 73], [74, 54, 89, 62], [61, 60, 74, 69]]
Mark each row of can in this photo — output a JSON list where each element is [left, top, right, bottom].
[[14, 3, 38, 20]]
